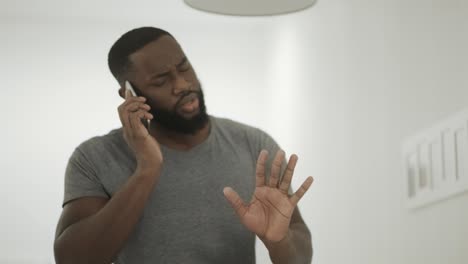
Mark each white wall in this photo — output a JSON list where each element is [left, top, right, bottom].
[[1, 0, 467, 263]]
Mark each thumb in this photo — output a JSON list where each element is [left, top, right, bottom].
[[125, 88, 131, 99], [223, 187, 247, 218]]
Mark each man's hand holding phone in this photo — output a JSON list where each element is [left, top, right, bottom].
[[118, 81, 163, 175]]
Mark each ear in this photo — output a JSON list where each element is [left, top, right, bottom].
[[118, 86, 125, 99]]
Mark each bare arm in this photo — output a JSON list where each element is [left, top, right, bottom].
[[54, 90, 162, 264], [263, 207, 312, 264], [224, 150, 314, 264], [54, 167, 159, 264]]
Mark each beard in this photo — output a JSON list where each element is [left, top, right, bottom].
[[148, 88, 209, 135]]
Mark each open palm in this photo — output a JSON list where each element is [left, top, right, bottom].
[[224, 150, 314, 242]]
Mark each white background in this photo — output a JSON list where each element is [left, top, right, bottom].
[[1, 0, 467, 263]]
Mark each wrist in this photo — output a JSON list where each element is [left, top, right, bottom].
[[135, 161, 161, 178], [261, 230, 293, 251]]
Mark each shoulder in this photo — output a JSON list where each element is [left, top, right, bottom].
[[211, 116, 282, 171], [211, 116, 267, 138], [73, 128, 125, 160], [211, 116, 278, 149]]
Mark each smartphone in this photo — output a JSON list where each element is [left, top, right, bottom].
[[125, 81, 151, 130], [125, 80, 138, 97]]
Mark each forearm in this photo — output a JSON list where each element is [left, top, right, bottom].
[[263, 223, 313, 264], [54, 167, 160, 264]]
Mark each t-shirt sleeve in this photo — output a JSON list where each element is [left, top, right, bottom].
[[250, 128, 282, 169], [62, 147, 109, 207], [250, 128, 295, 194]]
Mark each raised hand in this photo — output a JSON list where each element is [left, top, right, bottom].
[[118, 89, 162, 171], [223, 150, 313, 243]]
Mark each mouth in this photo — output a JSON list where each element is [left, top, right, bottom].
[[177, 93, 200, 113]]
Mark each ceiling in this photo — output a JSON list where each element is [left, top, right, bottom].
[[2, 0, 316, 22], [2, 0, 197, 22], [184, 0, 317, 16]]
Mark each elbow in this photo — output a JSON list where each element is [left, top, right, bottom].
[[307, 231, 313, 263], [54, 236, 113, 264], [295, 225, 313, 263], [54, 238, 68, 264], [304, 229, 313, 262], [53, 237, 83, 264]]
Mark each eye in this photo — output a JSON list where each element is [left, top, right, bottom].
[[153, 77, 167, 86], [178, 61, 191, 72]]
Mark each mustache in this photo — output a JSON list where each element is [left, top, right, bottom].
[[174, 90, 201, 109]]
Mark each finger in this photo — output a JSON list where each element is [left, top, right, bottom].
[[118, 100, 149, 123], [118, 106, 129, 130], [118, 94, 147, 141], [128, 110, 153, 133], [223, 187, 247, 218], [119, 104, 150, 128], [255, 150, 268, 187], [118, 105, 133, 139], [269, 150, 284, 188], [279, 154, 298, 193], [126, 102, 151, 112], [289, 176, 314, 206], [118, 97, 146, 119], [125, 88, 132, 99], [121, 96, 146, 110]]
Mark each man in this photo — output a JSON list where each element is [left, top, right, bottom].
[[54, 27, 314, 264]]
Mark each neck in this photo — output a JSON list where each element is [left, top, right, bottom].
[[150, 119, 211, 151]]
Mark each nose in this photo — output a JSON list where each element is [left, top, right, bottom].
[[172, 73, 191, 95]]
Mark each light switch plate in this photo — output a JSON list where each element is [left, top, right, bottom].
[[402, 108, 468, 209]]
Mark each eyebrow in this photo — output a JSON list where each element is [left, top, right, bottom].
[[149, 57, 188, 80]]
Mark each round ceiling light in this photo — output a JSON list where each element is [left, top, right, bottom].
[[184, 0, 317, 16]]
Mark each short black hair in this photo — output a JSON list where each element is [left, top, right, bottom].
[[108, 27, 173, 84]]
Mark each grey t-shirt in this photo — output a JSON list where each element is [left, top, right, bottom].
[[63, 116, 282, 264]]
